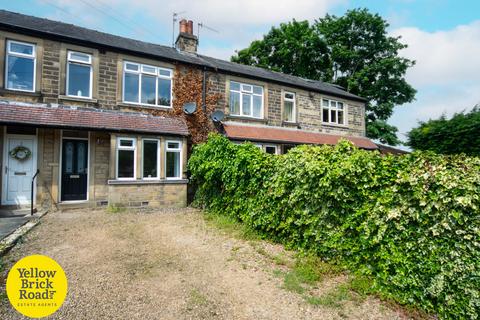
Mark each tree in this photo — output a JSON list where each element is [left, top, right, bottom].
[[231, 9, 416, 145], [231, 19, 332, 82], [407, 106, 480, 156]]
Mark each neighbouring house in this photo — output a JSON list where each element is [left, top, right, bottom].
[[0, 10, 376, 210]]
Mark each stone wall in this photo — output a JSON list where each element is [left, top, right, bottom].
[[108, 183, 187, 208]]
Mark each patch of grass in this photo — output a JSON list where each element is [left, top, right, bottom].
[[106, 205, 126, 214], [348, 275, 375, 298], [308, 284, 351, 308], [189, 288, 209, 307], [283, 271, 306, 294], [203, 213, 260, 241]]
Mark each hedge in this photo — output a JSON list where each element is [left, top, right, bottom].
[[188, 134, 480, 319]]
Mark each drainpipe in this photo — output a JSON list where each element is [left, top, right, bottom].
[[202, 67, 207, 113], [31, 169, 39, 215]]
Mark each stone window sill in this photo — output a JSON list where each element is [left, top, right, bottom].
[[322, 122, 349, 129], [58, 95, 98, 103], [117, 102, 173, 111], [0, 88, 42, 97], [108, 179, 188, 185], [282, 121, 300, 127], [226, 115, 267, 123]]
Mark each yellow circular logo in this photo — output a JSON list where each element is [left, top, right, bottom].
[[6, 255, 68, 318]]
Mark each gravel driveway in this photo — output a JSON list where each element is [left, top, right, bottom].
[[0, 208, 407, 320]]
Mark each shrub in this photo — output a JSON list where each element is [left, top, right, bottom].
[[188, 134, 480, 319]]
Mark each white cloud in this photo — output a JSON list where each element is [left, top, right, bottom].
[[392, 21, 480, 87], [390, 21, 480, 140]]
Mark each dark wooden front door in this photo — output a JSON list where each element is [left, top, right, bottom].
[[61, 139, 88, 201]]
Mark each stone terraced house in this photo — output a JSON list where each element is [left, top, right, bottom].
[[0, 10, 377, 210]]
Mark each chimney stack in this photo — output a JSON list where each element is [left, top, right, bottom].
[[175, 19, 198, 54]]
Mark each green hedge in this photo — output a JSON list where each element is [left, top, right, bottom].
[[188, 134, 480, 319]]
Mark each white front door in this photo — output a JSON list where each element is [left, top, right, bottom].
[[2, 135, 37, 205]]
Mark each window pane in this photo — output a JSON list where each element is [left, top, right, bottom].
[[10, 42, 33, 55], [67, 63, 91, 97], [142, 65, 156, 74], [322, 99, 329, 107], [77, 142, 87, 174], [7, 56, 34, 91], [143, 140, 158, 178], [124, 73, 139, 102], [118, 150, 134, 178], [265, 146, 277, 154], [158, 78, 171, 106], [65, 142, 74, 174], [242, 93, 251, 116], [241, 84, 252, 92], [69, 52, 90, 63], [125, 63, 139, 71], [338, 111, 344, 124], [284, 100, 294, 122], [230, 91, 240, 115], [159, 69, 171, 77], [167, 142, 180, 149], [322, 108, 329, 122], [120, 139, 133, 147], [338, 102, 344, 110], [253, 86, 262, 95], [166, 151, 180, 178], [230, 81, 240, 91], [141, 75, 156, 105], [285, 93, 294, 100], [252, 95, 262, 118], [330, 110, 337, 123]]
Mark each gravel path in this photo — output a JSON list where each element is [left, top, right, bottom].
[[0, 208, 407, 320]]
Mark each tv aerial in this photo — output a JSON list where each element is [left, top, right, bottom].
[[197, 22, 219, 45]]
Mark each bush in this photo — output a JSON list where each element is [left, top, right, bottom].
[[188, 134, 480, 319]]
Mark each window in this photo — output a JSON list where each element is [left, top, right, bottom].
[[142, 139, 160, 179], [165, 141, 182, 179], [265, 145, 278, 155], [229, 81, 263, 118], [283, 92, 296, 122], [116, 138, 136, 179], [322, 99, 346, 125], [67, 51, 92, 98], [123, 61, 172, 107], [5, 40, 36, 92]]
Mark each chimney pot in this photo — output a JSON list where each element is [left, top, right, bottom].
[[179, 19, 188, 34], [187, 20, 194, 35]]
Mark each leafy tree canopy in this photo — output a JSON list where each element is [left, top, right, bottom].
[[407, 106, 480, 156], [231, 9, 417, 145]]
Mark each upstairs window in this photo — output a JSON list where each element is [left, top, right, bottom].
[[283, 92, 296, 122], [116, 138, 136, 180], [229, 81, 263, 118], [67, 51, 92, 98], [165, 141, 182, 179], [322, 99, 345, 125], [5, 40, 36, 92], [123, 62, 172, 107]]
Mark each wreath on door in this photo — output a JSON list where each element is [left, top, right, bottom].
[[9, 146, 32, 161]]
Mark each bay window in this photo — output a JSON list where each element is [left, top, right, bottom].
[[229, 81, 263, 118], [5, 40, 36, 92], [116, 138, 136, 179], [165, 141, 182, 179], [283, 92, 296, 122], [123, 61, 172, 107], [67, 51, 92, 98], [322, 99, 346, 125], [142, 139, 160, 179]]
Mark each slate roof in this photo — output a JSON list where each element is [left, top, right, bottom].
[[0, 10, 366, 102], [223, 123, 378, 150], [0, 100, 189, 136]]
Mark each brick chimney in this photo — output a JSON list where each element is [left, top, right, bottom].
[[175, 19, 198, 54]]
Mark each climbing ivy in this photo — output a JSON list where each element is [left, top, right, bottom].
[[188, 134, 480, 319]]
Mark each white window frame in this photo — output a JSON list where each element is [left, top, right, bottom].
[[122, 61, 172, 108], [165, 140, 182, 180], [116, 137, 136, 180], [66, 51, 93, 99], [5, 40, 36, 92], [229, 80, 264, 119], [283, 91, 296, 123], [141, 138, 160, 180], [322, 99, 347, 125], [264, 144, 279, 155]]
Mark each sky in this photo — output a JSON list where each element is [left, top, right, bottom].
[[2, 0, 480, 143]]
